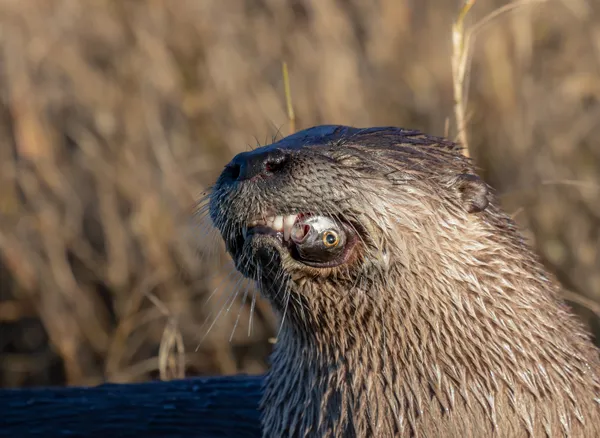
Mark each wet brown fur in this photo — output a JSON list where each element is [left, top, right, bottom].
[[209, 126, 600, 437]]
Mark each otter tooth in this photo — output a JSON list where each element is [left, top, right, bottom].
[[283, 215, 297, 241], [272, 215, 284, 232]]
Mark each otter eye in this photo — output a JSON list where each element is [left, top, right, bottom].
[[322, 231, 339, 248]]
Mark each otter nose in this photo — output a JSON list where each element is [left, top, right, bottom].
[[226, 148, 289, 182]]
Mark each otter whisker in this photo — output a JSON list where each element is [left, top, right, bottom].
[[193, 208, 219, 249], [201, 264, 240, 307], [194, 222, 222, 263], [195, 190, 211, 204], [193, 193, 212, 216], [269, 122, 285, 143], [195, 216, 217, 239], [219, 218, 234, 244], [294, 294, 307, 327], [242, 257, 254, 280], [264, 253, 286, 302], [229, 251, 260, 339], [202, 229, 223, 264], [250, 135, 265, 150], [193, 202, 212, 221], [229, 277, 253, 342], [249, 266, 262, 337], [224, 277, 245, 314], [270, 264, 288, 302], [194, 268, 246, 351], [194, 203, 210, 217], [196, 276, 245, 348], [248, 287, 258, 338], [275, 281, 292, 340]]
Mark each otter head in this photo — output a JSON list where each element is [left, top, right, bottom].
[[209, 125, 600, 437], [209, 125, 492, 336]]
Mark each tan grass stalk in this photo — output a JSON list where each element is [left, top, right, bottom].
[[451, 0, 548, 158], [451, 0, 477, 157], [282, 61, 296, 135], [146, 291, 186, 381]]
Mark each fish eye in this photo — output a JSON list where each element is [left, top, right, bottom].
[[322, 231, 339, 248]]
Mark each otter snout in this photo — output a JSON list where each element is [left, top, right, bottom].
[[223, 147, 289, 182]]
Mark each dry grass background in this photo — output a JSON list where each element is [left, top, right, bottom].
[[0, 0, 599, 389]]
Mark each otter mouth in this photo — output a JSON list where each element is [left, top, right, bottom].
[[244, 214, 304, 243], [243, 213, 356, 268]]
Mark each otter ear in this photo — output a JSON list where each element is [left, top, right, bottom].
[[453, 173, 489, 213]]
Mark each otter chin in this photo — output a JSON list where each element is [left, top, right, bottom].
[[210, 125, 600, 438]]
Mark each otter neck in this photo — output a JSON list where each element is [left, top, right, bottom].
[[260, 251, 600, 437]]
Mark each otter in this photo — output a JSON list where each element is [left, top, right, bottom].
[[209, 125, 600, 437]]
